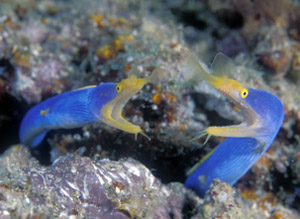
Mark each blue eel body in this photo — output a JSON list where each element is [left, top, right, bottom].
[[183, 52, 285, 197], [19, 67, 163, 148], [185, 88, 284, 197], [19, 83, 118, 148]]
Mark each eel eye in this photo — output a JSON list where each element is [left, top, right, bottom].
[[116, 84, 123, 93], [240, 88, 248, 99]]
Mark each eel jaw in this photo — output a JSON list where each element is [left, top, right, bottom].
[[194, 76, 265, 145], [99, 67, 166, 138], [213, 77, 262, 129], [99, 74, 151, 136]]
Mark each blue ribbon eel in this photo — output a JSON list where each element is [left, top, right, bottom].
[[19, 68, 164, 148], [184, 52, 284, 197]]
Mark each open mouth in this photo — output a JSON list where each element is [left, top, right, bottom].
[[100, 87, 143, 135], [99, 72, 158, 139]]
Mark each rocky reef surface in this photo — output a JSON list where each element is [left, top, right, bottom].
[[0, 0, 300, 218], [0, 145, 187, 218], [1, 145, 299, 218]]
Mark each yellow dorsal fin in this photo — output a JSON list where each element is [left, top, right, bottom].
[[184, 52, 212, 82], [148, 67, 170, 85], [73, 85, 97, 91], [128, 67, 141, 79], [211, 53, 237, 78], [186, 145, 217, 176]]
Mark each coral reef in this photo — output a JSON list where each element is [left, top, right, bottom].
[[0, 145, 187, 218], [196, 179, 245, 219], [0, 0, 300, 218], [1, 146, 299, 218]]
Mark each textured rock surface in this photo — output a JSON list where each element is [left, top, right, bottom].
[[195, 179, 245, 219], [1, 145, 300, 218], [0, 145, 188, 218]]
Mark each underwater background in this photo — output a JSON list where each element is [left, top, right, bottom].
[[0, 0, 300, 218]]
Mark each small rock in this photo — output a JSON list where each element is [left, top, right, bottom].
[[197, 179, 245, 219]]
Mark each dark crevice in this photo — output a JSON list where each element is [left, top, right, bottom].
[[0, 93, 27, 154], [216, 9, 244, 29], [182, 193, 199, 219], [171, 9, 207, 30], [27, 126, 190, 183], [191, 92, 236, 126], [0, 58, 15, 78], [269, 167, 300, 211]]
